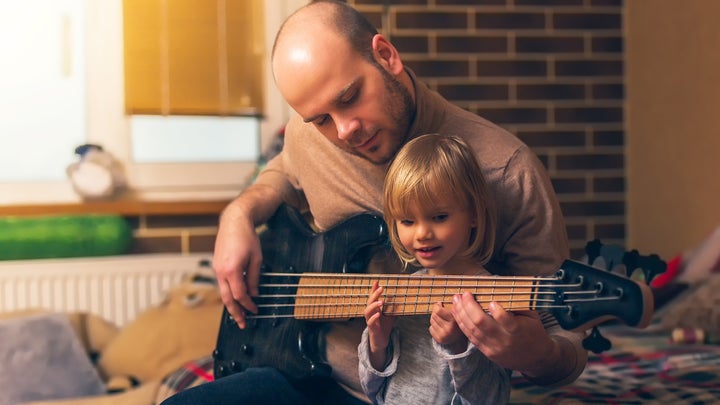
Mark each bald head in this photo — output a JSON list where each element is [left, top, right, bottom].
[[272, 1, 378, 66]]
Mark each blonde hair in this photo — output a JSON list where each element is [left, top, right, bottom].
[[383, 133, 496, 269]]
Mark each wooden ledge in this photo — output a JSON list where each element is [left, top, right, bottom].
[[0, 194, 232, 217]]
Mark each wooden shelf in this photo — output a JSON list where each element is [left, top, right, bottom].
[[0, 194, 231, 217]]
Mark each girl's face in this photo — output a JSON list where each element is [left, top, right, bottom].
[[395, 198, 477, 275]]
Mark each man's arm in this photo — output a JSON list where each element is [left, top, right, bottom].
[[462, 145, 587, 386], [521, 316, 587, 387]]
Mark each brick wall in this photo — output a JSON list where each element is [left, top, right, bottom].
[[133, 0, 626, 260], [349, 0, 625, 258], [126, 213, 219, 255]]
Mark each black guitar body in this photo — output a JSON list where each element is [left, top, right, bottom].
[[213, 204, 389, 382]]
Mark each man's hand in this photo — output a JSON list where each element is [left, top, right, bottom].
[[451, 292, 556, 375], [212, 186, 283, 329], [213, 210, 262, 329]]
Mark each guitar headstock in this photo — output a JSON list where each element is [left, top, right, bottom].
[[545, 259, 654, 332], [585, 238, 667, 284]]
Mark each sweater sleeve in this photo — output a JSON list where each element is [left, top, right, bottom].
[[531, 312, 588, 387], [358, 327, 400, 405], [489, 145, 569, 278], [433, 340, 511, 405], [253, 152, 307, 211]]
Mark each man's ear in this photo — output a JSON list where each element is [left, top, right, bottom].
[[373, 34, 404, 75]]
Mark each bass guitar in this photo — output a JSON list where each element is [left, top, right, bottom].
[[213, 204, 654, 382]]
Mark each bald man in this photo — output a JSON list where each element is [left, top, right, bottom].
[[162, 1, 586, 404]]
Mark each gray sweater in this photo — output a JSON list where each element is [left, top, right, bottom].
[[358, 315, 511, 405]]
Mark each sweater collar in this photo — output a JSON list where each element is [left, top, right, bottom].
[[405, 68, 447, 141]]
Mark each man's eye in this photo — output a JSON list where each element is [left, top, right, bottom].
[[315, 116, 329, 126], [340, 90, 358, 105]]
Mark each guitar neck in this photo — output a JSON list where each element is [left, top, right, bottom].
[[290, 273, 539, 320]]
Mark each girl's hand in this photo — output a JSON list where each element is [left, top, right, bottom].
[[364, 281, 395, 369], [430, 302, 467, 354]]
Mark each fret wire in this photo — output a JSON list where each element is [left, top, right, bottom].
[[414, 275, 420, 314], [490, 277, 495, 305], [511, 277, 516, 310], [356, 277, 368, 315], [343, 277, 349, 317], [324, 272, 331, 318], [474, 276, 479, 307], [402, 273, 409, 315], [443, 275, 448, 309]]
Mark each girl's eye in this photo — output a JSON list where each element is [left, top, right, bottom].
[[433, 214, 448, 222], [399, 219, 413, 226]]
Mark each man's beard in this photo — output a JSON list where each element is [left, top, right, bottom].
[[351, 67, 415, 165]]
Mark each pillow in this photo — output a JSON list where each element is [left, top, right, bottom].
[[658, 273, 720, 341], [0, 313, 105, 405]]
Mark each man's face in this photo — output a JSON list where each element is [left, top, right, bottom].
[[274, 37, 415, 164]]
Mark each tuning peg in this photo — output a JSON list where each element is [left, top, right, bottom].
[[623, 250, 667, 285], [583, 326, 612, 354], [585, 239, 603, 265]]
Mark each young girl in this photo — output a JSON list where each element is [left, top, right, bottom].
[[358, 133, 510, 404]]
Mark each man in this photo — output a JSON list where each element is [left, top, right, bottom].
[[163, 1, 586, 404]]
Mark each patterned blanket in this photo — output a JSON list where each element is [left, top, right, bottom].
[[157, 326, 720, 405], [510, 324, 720, 404]]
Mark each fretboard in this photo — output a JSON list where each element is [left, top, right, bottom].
[[288, 273, 541, 320]]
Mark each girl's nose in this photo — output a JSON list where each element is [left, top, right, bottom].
[[415, 222, 432, 240]]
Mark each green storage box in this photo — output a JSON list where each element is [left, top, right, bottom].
[[0, 215, 133, 260]]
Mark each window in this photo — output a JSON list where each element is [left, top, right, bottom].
[[0, 0, 86, 186], [0, 0, 304, 205]]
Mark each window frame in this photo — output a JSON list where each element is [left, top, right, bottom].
[[0, 0, 303, 205]]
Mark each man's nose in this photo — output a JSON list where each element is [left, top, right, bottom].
[[335, 116, 361, 141]]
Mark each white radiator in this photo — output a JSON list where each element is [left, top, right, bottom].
[[0, 253, 212, 327]]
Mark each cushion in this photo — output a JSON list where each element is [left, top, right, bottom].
[[20, 381, 161, 405], [659, 273, 720, 341], [97, 280, 222, 383], [0, 313, 106, 405]]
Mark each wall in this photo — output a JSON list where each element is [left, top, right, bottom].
[[626, 0, 720, 259], [127, 213, 219, 254], [99, 0, 626, 259], [100, 0, 720, 262], [349, 0, 625, 258]]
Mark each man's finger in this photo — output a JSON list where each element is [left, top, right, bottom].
[[228, 269, 258, 315], [245, 255, 263, 297], [218, 280, 248, 329]]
